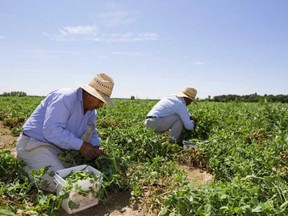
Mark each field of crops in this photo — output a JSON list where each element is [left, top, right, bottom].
[[0, 96, 288, 215]]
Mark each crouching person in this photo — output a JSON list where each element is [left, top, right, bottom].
[[144, 87, 198, 144], [16, 73, 114, 192]]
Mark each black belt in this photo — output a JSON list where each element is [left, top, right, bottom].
[[146, 116, 158, 119]]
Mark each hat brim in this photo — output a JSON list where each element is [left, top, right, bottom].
[[176, 92, 197, 104], [79, 83, 114, 107]]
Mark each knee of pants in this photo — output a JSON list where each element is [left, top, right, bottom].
[[17, 146, 64, 173]]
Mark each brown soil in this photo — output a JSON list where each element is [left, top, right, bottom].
[[0, 121, 17, 156], [0, 122, 213, 215], [59, 190, 144, 216], [176, 164, 213, 187]]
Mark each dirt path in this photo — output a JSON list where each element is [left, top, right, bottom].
[[0, 122, 213, 215]]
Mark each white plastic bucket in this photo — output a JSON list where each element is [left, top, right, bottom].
[[54, 165, 103, 214]]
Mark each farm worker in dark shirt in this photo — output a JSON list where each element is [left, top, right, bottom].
[[144, 87, 197, 143], [16, 73, 114, 192]]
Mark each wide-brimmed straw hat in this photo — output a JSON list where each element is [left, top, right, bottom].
[[176, 87, 197, 103], [79, 73, 114, 107]]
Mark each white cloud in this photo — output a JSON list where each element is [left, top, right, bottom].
[[100, 32, 159, 42], [60, 25, 99, 35], [43, 26, 159, 42]]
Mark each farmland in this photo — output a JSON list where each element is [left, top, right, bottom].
[[0, 96, 288, 215]]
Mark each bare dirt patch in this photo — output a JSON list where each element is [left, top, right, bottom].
[[176, 164, 213, 187], [0, 121, 17, 156]]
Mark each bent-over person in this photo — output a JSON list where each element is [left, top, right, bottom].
[[16, 73, 114, 192], [144, 87, 198, 143]]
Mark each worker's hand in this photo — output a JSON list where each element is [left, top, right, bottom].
[[190, 116, 198, 125], [80, 142, 104, 160]]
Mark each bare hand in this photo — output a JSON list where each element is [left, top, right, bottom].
[[190, 116, 198, 125], [80, 142, 104, 160]]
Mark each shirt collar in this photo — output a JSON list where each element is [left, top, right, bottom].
[[176, 95, 186, 105]]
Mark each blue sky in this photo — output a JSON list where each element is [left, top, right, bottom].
[[0, 0, 287, 99]]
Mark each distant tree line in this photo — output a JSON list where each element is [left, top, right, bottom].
[[1, 91, 27, 97], [204, 93, 288, 103], [1, 91, 287, 103]]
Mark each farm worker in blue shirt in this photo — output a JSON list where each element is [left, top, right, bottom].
[[16, 73, 114, 192], [144, 87, 198, 143]]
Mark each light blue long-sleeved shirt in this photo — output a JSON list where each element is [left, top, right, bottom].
[[146, 95, 194, 130], [22, 87, 100, 150]]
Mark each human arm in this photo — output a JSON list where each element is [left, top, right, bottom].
[[81, 118, 101, 147], [89, 119, 101, 147], [79, 115, 103, 159], [174, 104, 195, 130], [80, 122, 103, 160]]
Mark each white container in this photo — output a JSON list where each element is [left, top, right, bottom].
[[54, 165, 103, 214]]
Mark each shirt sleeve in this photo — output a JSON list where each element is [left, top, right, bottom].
[[90, 129, 101, 147], [42, 95, 83, 150], [88, 114, 101, 147], [174, 104, 195, 130]]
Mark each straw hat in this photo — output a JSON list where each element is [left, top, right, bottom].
[[176, 87, 197, 103], [79, 73, 114, 106]]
